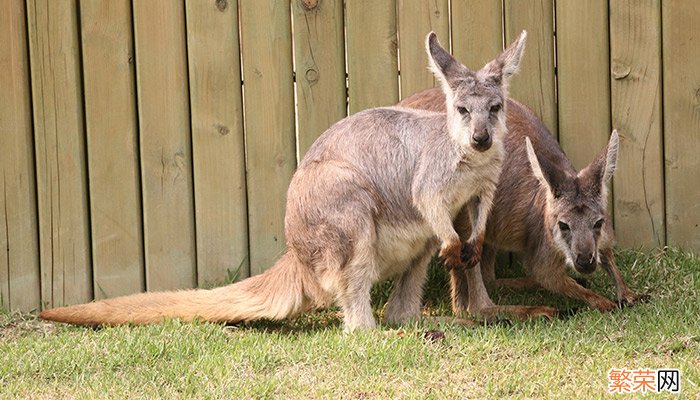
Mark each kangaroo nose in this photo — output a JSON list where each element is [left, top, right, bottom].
[[575, 253, 596, 273], [471, 131, 492, 151]]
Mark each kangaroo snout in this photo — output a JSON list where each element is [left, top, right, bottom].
[[574, 252, 597, 274], [471, 131, 492, 152]]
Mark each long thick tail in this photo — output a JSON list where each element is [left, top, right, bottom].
[[40, 253, 325, 326]]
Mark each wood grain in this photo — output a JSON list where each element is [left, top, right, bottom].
[[240, 0, 296, 275], [451, 0, 503, 70], [133, 1, 196, 291], [27, 0, 92, 307], [556, 0, 611, 170], [397, 0, 449, 99], [504, 0, 557, 136], [80, 0, 145, 299], [186, 0, 250, 284], [0, 0, 40, 311], [662, 0, 700, 251], [346, 0, 399, 113], [292, 0, 347, 158], [610, 0, 665, 248]]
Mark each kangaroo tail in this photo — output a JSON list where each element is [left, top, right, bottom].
[[40, 252, 325, 326]]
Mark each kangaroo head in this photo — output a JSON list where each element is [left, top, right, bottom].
[[426, 31, 527, 153], [525, 130, 619, 274]]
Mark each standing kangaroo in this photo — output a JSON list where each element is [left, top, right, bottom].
[[40, 32, 527, 331], [400, 88, 646, 318]]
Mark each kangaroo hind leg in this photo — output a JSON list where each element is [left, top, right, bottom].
[[382, 242, 434, 325], [335, 229, 380, 332], [337, 269, 376, 332]]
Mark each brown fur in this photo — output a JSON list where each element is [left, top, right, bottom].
[[400, 88, 645, 318], [40, 32, 528, 331]]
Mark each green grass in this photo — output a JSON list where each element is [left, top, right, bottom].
[[1, 248, 698, 399]]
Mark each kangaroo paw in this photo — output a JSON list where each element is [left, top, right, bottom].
[[618, 292, 652, 309], [439, 240, 462, 270], [592, 298, 617, 312], [460, 239, 482, 269]]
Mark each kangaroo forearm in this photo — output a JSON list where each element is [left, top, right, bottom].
[[599, 248, 640, 303], [414, 195, 462, 269], [415, 194, 458, 245], [467, 191, 495, 244], [552, 277, 616, 311]]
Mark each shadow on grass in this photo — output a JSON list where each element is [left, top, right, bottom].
[[230, 309, 344, 334], [8, 248, 681, 337], [224, 254, 609, 334]]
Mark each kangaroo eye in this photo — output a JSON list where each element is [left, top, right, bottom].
[[558, 221, 570, 232], [490, 104, 502, 114], [457, 106, 470, 116], [593, 219, 604, 230]]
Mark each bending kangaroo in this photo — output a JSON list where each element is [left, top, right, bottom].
[[400, 88, 646, 318], [40, 32, 527, 331]]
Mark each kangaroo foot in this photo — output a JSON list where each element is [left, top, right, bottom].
[[590, 297, 617, 312]]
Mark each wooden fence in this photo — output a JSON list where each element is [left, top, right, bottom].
[[1, 0, 698, 312]]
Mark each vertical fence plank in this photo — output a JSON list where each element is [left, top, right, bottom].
[[504, 0, 557, 136], [556, 1, 611, 170], [80, 0, 144, 299], [451, 0, 503, 70], [0, 0, 40, 311], [346, 0, 398, 113], [397, 0, 449, 99], [6, 2, 699, 299], [185, 0, 249, 284], [662, 1, 700, 252], [133, 1, 196, 291], [610, 0, 665, 248], [240, 1, 296, 275], [292, 0, 346, 158], [27, 0, 92, 308]]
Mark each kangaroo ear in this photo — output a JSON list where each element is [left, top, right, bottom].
[[526, 137, 551, 192], [603, 129, 620, 183], [526, 136, 565, 198], [426, 32, 468, 95], [482, 30, 527, 85], [578, 130, 619, 197]]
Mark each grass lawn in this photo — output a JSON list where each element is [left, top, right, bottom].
[[1, 248, 698, 399]]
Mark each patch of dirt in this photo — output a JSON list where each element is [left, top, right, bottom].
[[0, 311, 56, 341]]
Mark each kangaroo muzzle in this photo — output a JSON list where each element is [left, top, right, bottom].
[[574, 252, 597, 274], [471, 130, 492, 152]]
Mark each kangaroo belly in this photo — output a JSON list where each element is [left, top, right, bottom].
[[374, 221, 436, 280]]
